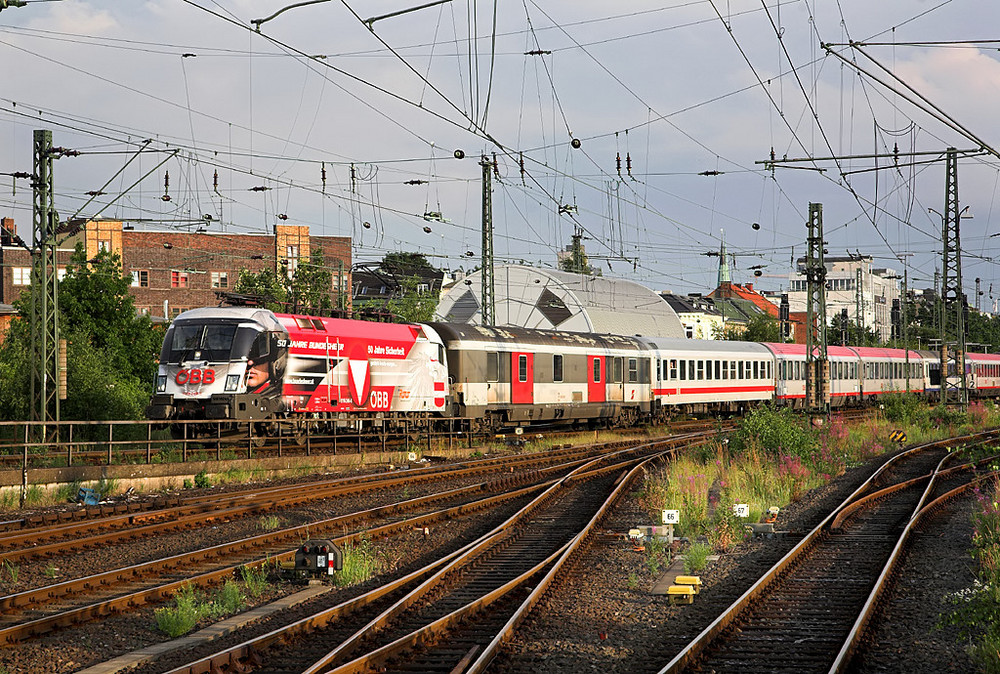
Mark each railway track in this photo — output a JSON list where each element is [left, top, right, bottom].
[[657, 430, 1000, 674], [0, 434, 710, 649], [144, 440, 670, 673]]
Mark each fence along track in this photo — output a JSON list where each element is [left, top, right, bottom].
[[656, 429, 1000, 674]]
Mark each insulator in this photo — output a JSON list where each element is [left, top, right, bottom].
[[321, 162, 327, 191], [616, 152, 621, 176], [492, 153, 500, 179], [213, 170, 218, 191], [163, 170, 170, 199], [626, 153, 632, 176], [423, 225, 432, 233]]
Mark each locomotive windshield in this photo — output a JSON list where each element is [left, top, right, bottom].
[[160, 321, 259, 363]]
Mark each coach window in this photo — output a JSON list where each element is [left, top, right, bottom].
[[613, 357, 624, 383], [730, 361, 737, 379], [518, 355, 528, 383], [669, 359, 678, 380], [487, 352, 499, 382], [721, 360, 729, 380], [656, 359, 661, 381], [679, 360, 687, 381], [696, 360, 705, 380], [628, 358, 638, 383], [593, 358, 601, 383], [553, 354, 564, 382], [715, 360, 723, 380]]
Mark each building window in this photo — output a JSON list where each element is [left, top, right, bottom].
[[285, 245, 299, 277], [12, 267, 31, 285], [137, 307, 150, 315], [417, 282, 429, 293], [97, 238, 112, 253], [211, 271, 229, 288], [171, 270, 189, 288], [131, 270, 149, 288], [553, 354, 563, 382]]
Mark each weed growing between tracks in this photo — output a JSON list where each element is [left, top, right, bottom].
[[639, 401, 1000, 562], [939, 477, 1000, 672], [335, 538, 387, 587], [154, 581, 246, 638]]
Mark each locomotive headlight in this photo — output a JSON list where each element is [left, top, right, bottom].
[[156, 375, 167, 392], [225, 374, 240, 391]]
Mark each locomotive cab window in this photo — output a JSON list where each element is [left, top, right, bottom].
[[553, 354, 564, 382], [487, 352, 499, 382], [518, 355, 528, 383]]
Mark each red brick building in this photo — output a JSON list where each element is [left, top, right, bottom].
[[0, 218, 351, 320]]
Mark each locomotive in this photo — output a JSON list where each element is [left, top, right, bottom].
[[146, 307, 1000, 437]]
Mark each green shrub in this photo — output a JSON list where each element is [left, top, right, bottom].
[[194, 470, 211, 488], [335, 539, 385, 587], [683, 542, 712, 574], [214, 580, 244, 615], [730, 405, 815, 458], [154, 584, 202, 637], [240, 564, 270, 599], [880, 393, 923, 425]]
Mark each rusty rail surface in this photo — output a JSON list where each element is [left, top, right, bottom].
[[656, 429, 1000, 674]]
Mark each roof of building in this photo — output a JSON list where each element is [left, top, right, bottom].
[[435, 264, 685, 338], [709, 282, 779, 317]]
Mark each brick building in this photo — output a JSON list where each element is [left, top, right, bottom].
[[0, 218, 351, 320]]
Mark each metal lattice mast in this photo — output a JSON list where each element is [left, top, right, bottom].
[[29, 129, 60, 428], [940, 147, 968, 408], [480, 155, 495, 327], [805, 203, 829, 415], [855, 266, 864, 334]]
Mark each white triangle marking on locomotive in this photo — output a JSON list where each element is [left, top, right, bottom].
[[349, 359, 369, 402]]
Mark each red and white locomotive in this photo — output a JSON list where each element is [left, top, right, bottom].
[[147, 307, 999, 435]]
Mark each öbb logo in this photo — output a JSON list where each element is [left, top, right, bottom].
[[175, 369, 216, 386]]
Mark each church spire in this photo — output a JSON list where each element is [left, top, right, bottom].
[[718, 229, 730, 286]]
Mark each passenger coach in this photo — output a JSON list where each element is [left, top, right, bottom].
[[431, 323, 651, 431]]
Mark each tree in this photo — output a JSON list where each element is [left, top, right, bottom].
[[233, 247, 337, 314], [381, 252, 434, 274], [382, 276, 440, 323], [0, 244, 162, 421], [720, 312, 783, 342]]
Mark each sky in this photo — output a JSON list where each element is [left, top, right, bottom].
[[2, 0, 999, 305]]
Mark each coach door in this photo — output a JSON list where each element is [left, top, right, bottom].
[[588, 355, 605, 403], [608, 356, 624, 401], [511, 352, 534, 404]]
